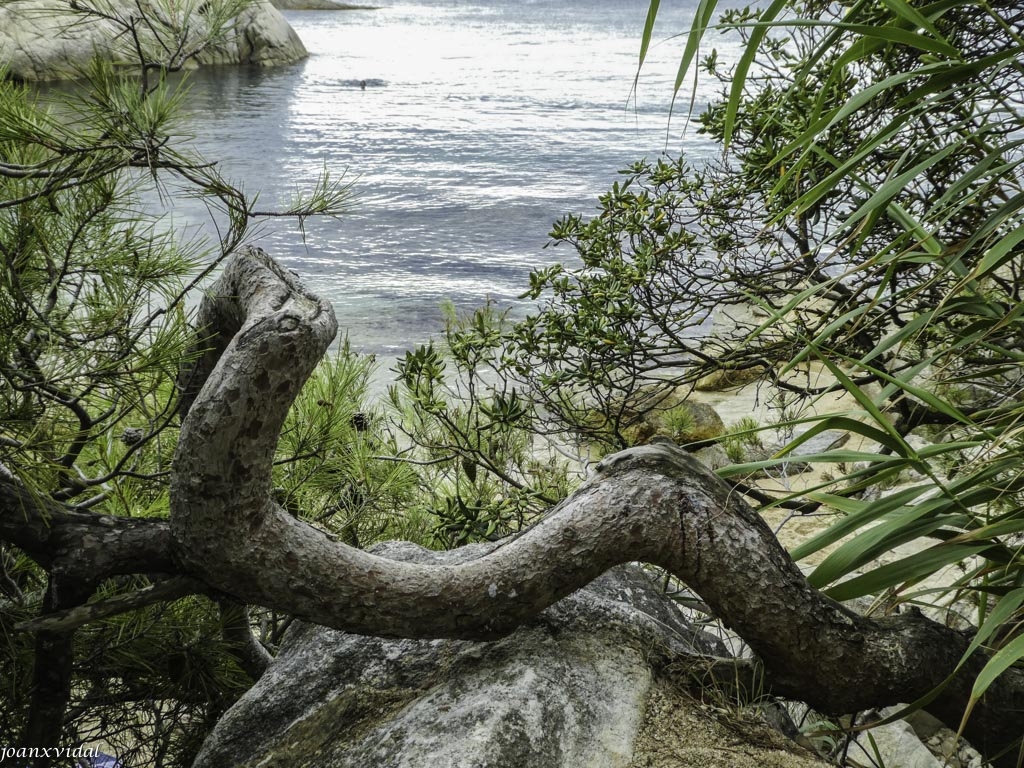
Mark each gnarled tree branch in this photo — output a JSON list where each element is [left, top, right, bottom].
[[2, 475, 180, 765], [0, 477, 174, 577], [170, 247, 1024, 766]]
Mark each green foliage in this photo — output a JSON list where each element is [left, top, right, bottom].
[[500, 154, 794, 448], [379, 0, 1023, 740], [2, 0, 1022, 760], [0, 1, 354, 764], [71, 593, 254, 768], [633, 0, 1024, 728], [721, 417, 764, 464], [275, 342, 427, 547], [660, 404, 697, 444], [389, 303, 576, 548]]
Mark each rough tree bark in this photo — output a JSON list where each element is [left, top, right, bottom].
[[1, 472, 180, 766], [167, 247, 1022, 766], [2, 247, 1020, 765]]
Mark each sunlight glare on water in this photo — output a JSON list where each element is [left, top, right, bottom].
[[168, 0, 737, 359]]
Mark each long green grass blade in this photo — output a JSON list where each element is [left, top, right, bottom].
[[718, 451, 904, 481], [638, 0, 661, 71], [792, 485, 932, 560], [878, 0, 948, 41], [735, 18, 959, 56], [840, 353, 976, 428], [773, 65, 933, 168], [885, 201, 946, 257], [970, 222, 1024, 280], [782, 416, 909, 456], [839, 23, 958, 56], [824, 544, 991, 601], [810, 510, 969, 587], [722, 0, 788, 147], [962, 588, 1024, 660], [816, 356, 913, 453], [794, 456, 997, 563], [957, 516, 1024, 541], [671, 0, 720, 104], [860, 310, 937, 366], [845, 141, 962, 228], [931, 141, 1024, 212], [969, 633, 1024, 700]]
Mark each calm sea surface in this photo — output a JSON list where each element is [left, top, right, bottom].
[[168, 0, 737, 360]]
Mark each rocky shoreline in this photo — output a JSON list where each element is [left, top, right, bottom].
[[0, 0, 308, 82]]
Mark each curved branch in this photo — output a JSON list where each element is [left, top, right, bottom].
[[0, 477, 173, 578], [170, 247, 1024, 766]]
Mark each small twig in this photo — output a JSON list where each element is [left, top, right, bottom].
[[15, 576, 206, 634], [370, 453, 458, 466]]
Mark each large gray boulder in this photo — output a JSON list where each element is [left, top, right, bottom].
[[193, 542, 828, 768], [271, 0, 372, 9], [0, 0, 306, 82]]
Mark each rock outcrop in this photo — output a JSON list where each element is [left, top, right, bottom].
[[622, 397, 727, 446], [193, 541, 827, 768], [0, 0, 306, 82]]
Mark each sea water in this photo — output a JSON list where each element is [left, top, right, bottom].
[[168, 0, 738, 362]]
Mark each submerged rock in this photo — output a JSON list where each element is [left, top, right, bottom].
[[193, 541, 825, 768], [0, 0, 306, 82]]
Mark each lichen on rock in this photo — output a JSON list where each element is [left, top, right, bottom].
[[192, 541, 822, 768]]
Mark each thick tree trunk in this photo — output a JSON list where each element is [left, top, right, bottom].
[[166, 247, 1024, 765], [22, 575, 93, 768], [0, 478, 174, 577], [218, 600, 272, 680], [5, 247, 1020, 764], [1, 475, 180, 766], [4, 246, 1018, 764], [169, 249, 1024, 765]]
